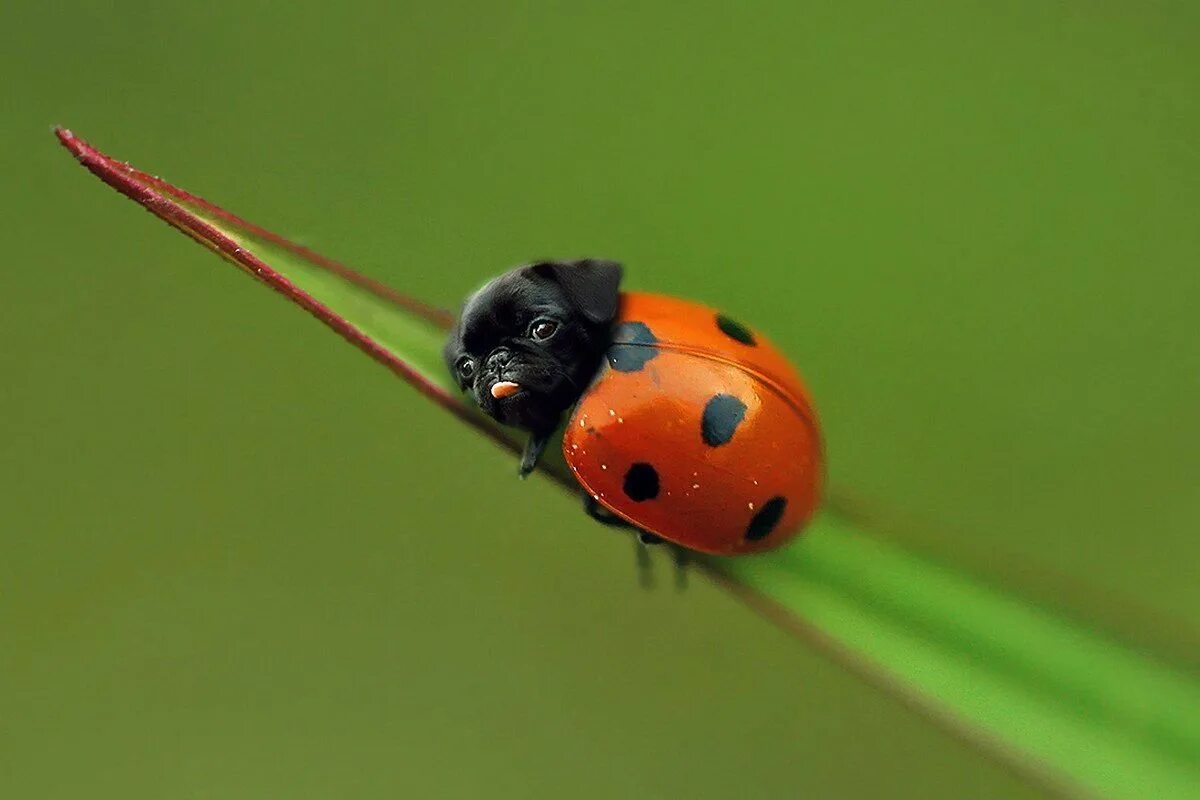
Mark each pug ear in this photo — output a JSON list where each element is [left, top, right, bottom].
[[530, 259, 623, 324]]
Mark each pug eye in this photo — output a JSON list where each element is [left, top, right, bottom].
[[457, 358, 476, 379], [529, 319, 559, 341]]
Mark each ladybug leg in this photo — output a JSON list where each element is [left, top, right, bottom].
[[582, 497, 665, 588], [583, 497, 663, 541], [634, 537, 655, 590], [518, 430, 552, 479], [583, 497, 661, 588], [669, 544, 689, 591], [583, 495, 632, 527]]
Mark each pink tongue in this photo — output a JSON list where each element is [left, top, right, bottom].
[[490, 381, 521, 399]]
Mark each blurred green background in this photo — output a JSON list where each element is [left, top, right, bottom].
[[3, 1, 1197, 797]]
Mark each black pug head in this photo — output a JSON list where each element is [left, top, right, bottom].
[[444, 259, 623, 434]]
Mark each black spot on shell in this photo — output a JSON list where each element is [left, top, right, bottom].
[[608, 321, 659, 372], [746, 496, 787, 541], [613, 321, 658, 345], [623, 463, 660, 502], [701, 394, 748, 447], [716, 314, 756, 346]]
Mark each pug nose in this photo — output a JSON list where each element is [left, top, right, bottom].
[[488, 349, 513, 370]]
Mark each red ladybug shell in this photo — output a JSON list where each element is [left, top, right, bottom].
[[562, 292, 822, 556]]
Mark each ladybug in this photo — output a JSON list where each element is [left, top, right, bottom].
[[444, 260, 821, 555]]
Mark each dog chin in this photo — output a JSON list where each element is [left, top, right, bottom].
[[481, 393, 538, 429], [476, 380, 566, 432]]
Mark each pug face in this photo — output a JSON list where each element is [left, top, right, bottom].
[[443, 260, 623, 434]]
